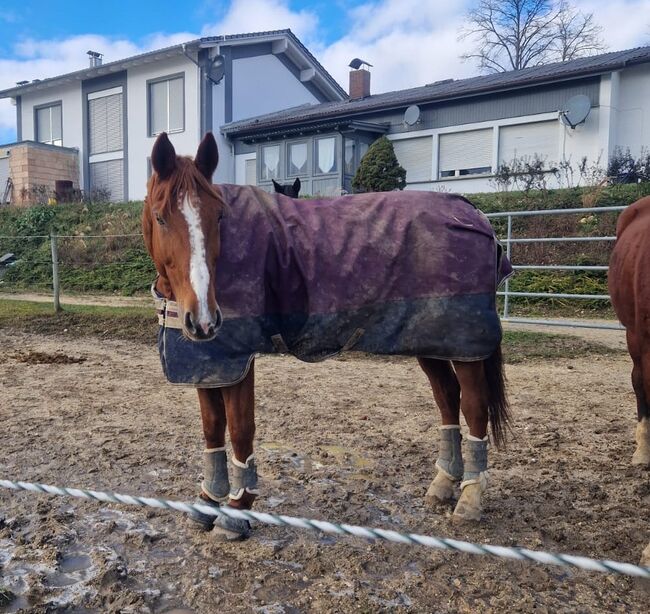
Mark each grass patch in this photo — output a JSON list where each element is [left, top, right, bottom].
[[501, 330, 624, 364], [0, 300, 157, 345], [0, 300, 624, 363]]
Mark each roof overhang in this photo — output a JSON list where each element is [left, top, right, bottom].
[[0, 30, 346, 102], [228, 119, 389, 142]]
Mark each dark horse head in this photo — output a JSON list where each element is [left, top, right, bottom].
[[272, 177, 301, 198], [143, 132, 225, 342]]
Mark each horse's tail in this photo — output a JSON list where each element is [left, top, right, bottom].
[[484, 345, 511, 448]]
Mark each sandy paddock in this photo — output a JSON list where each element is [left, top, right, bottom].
[[0, 329, 648, 613]]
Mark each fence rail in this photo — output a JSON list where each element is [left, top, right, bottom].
[[485, 205, 625, 330], [0, 205, 628, 330]]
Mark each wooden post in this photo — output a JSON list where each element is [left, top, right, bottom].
[[50, 232, 61, 313]]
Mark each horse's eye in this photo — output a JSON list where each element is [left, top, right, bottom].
[[217, 213, 224, 222], [155, 213, 166, 227]]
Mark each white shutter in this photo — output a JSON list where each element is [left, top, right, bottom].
[[90, 159, 124, 202], [439, 129, 493, 177], [392, 137, 433, 183], [89, 93, 123, 154], [245, 159, 257, 185], [499, 121, 559, 167]]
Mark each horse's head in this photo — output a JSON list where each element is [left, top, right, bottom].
[[272, 177, 301, 198], [143, 132, 224, 342]]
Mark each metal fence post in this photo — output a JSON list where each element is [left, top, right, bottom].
[[503, 214, 512, 319], [50, 232, 61, 313]]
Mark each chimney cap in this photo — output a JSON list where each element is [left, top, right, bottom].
[[348, 58, 372, 70], [87, 50, 103, 58]]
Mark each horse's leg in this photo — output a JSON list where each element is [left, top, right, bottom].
[[216, 360, 258, 540], [418, 358, 462, 504], [452, 360, 489, 522], [631, 342, 650, 465], [187, 388, 230, 530]]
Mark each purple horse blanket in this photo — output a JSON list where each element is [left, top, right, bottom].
[[156, 185, 511, 386]]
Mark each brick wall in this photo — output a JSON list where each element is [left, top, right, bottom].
[[8, 142, 79, 206]]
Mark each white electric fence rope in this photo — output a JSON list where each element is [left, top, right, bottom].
[[1, 479, 648, 578]]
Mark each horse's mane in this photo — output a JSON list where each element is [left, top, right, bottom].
[[147, 156, 226, 216]]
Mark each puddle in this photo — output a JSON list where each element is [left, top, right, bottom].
[[59, 554, 92, 573], [321, 445, 375, 470]]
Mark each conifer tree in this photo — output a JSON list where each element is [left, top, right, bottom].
[[352, 136, 407, 193]]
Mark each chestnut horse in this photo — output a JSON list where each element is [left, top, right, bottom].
[[143, 132, 510, 541], [608, 195, 650, 565]]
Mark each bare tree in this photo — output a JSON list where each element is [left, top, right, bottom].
[[461, 0, 606, 73], [553, 1, 606, 61]]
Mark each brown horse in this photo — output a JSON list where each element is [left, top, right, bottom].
[[143, 132, 510, 541], [608, 195, 650, 565]]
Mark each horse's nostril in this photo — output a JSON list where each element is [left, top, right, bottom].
[[184, 312, 195, 333], [215, 310, 222, 328]]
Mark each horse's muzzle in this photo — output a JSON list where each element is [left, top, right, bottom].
[[183, 308, 222, 341]]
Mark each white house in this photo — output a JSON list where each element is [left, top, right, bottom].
[[0, 29, 346, 202], [222, 46, 650, 195]]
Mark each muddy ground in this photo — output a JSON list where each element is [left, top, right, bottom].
[[0, 330, 648, 613]]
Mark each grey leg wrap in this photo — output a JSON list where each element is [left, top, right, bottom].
[[202, 448, 230, 502], [229, 454, 259, 500], [462, 436, 489, 486], [435, 426, 464, 481]]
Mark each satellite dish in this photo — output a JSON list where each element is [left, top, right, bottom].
[[207, 54, 225, 84], [404, 105, 421, 126], [560, 94, 591, 129]]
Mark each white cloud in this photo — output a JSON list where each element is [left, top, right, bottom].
[[317, 0, 475, 95], [200, 0, 318, 43], [576, 0, 650, 51], [0, 0, 649, 143]]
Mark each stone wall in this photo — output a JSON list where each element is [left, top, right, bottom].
[[7, 142, 80, 206]]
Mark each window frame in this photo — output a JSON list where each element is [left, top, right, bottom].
[[34, 101, 63, 146], [285, 139, 310, 178], [147, 73, 185, 137], [313, 135, 338, 176], [259, 143, 282, 182], [437, 128, 494, 180]]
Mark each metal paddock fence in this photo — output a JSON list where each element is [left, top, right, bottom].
[[0, 205, 628, 332], [486, 205, 625, 331]]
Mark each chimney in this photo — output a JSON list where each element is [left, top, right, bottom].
[[87, 50, 103, 68], [348, 58, 372, 99]]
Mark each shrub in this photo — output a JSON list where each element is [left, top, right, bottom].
[[352, 136, 406, 193]]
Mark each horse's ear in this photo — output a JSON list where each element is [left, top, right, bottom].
[[272, 179, 281, 192], [293, 177, 301, 192], [151, 132, 176, 180], [195, 132, 219, 181]]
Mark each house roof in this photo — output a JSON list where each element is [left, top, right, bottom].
[[222, 45, 650, 138], [0, 29, 347, 101]]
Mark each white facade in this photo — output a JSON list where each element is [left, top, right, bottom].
[[126, 56, 201, 199], [7, 33, 345, 201]]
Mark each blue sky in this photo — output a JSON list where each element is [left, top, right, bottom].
[[0, 0, 649, 143]]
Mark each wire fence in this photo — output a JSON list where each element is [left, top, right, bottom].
[[0, 205, 627, 330]]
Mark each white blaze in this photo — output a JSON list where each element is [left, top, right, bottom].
[[180, 192, 211, 329]]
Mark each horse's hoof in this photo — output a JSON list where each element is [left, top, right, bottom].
[[188, 497, 219, 531], [641, 542, 650, 567], [631, 446, 650, 466], [212, 513, 251, 542], [452, 482, 483, 522], [425, 472, 457, 505]]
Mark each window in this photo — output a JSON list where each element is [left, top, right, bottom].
[[439, 129, 493, 178], [35, 103, 62, 146], [89, 93, 123, 154], [90, 159, 124, 202], [498, 121, 558, 167], [245, 159, 257, 185], [315, 137, 337, 174], [344, 138, 355, 175], [148, 75, 184, 136], [392, 137, 433, 183], [261, 145, 280, 181], [287, 141, 308, 176]]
